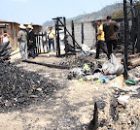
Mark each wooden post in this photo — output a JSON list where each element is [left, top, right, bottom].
[[71, 20, 76, 54], [63, 17, 68, 57], [42, 33, 45, 53], [81, 23, 84, 44], [137, 8, 140, 52], [123, 0, 129, 79], [130, 0, 135, 54], [39, 35, 41, 54], [36, 35, 39, 54], [55, 18, 61, 57], [34, 35, 38, 55]]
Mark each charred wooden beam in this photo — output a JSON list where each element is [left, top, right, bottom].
[[128, 58, 140, 67], [137, 8, 140, 52], [55, 18, 61, 57], [23, 60, 70, 69], [130, 0, 136, 54], [81, 23, 84, 44], [123, 0, 129, 79], [71, 20, 76, 54], [58, 19, 86, 54], [63, 17, 68, 57]]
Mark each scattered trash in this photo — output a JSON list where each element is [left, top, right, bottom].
[[117, 95, 130, 106], [93, 68, 102, 74], [109, 75, 126, 88], [83, 63, 91, 72], [67, 68, 84, 80], [81, 44, 92, 56], [36, 88, 42, 91], [125, 79, 138, 86], [99, 76, 109, 84], [83, 75, 96, 81], [102, 54, 124, 75]]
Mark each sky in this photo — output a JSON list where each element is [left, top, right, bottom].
[[0, 0, 122, 25]]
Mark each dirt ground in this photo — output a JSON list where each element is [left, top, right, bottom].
[[0, 52, 139, 130], [0, 52, 107, 130]]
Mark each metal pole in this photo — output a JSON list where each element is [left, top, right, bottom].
[[123, 0, 129, 79]]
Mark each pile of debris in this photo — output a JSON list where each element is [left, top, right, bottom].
[[89, 85, 140, 130], [59, 49, 104, 69], [67, 54, 124, 83], [0, 61, 60, 112], [64, 53, 140, 130]]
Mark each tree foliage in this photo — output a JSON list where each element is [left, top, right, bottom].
[[112, 10, 124, 19]]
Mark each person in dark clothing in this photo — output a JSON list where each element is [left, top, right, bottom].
[[27, 25, 36, 58], [95, 20, 109, 59], [104, 16, 119, 58]]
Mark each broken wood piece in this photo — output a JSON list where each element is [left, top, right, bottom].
[[129, 58, 140, 67], [23, 60, 70, 69]]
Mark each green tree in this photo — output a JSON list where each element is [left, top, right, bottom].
[[112, 10, 124, 19]]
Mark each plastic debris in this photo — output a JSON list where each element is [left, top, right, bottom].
[[117, 95, 130, 106], [102, 54, 124, 75], [125, 79, 138, 86]]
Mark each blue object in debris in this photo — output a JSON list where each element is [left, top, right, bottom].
[[99, 76, 109, 84]]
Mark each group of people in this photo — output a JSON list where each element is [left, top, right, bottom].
[[0, 16, 117, 61], [17, 24, 37, 60], [95, 16, 119, 59], [17, 25, 56, 61]]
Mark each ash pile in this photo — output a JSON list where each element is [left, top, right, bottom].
[[0, 60, 60, 112]]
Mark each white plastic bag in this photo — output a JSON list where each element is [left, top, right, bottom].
[[102, 54, 124, 75]]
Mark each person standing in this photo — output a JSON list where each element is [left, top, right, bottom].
[[95, 20, 109, 59], [17, 24, 28, 60], [1, 30, 10, 44], [0, 30, 11, 60], [47, 27, 55, 52], [27, 24, 36, 58], [104, 16, 119, 58]]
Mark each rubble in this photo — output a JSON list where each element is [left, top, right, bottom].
[[88, 86, 140, 130], [0, 51, 140, 129], [67, 54, 123, 83], [0, 61, 61, 112], [65, 53, 140, 130]]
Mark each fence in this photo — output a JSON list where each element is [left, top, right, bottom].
[[35, 33, 48, 54]]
